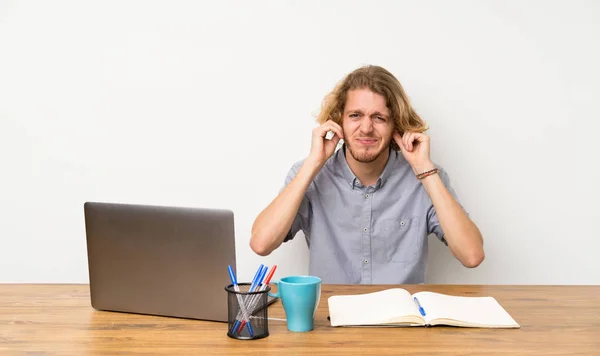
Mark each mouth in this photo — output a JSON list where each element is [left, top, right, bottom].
[[356, 138, 378, 146]]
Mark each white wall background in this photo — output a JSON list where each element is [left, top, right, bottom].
[[1, 0, 598, 285]]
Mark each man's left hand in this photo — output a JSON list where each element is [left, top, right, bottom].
[[393, 131, 434, 174]]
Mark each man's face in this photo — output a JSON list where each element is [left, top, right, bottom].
[[342, 88, 394, 163]]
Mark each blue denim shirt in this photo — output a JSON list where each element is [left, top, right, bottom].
[[282, 146, 464, 284]]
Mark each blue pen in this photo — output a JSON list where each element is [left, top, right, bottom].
[[250, 264, 264, 286], [245, 265, 276, 315], [232, 264, 263, 319], [228, 265, 255, 337], [414, 297, 426, 317], [257, 265, 269, 290], [234, 265, 268, 326], [236, 265, 268, 334], [250, 265, 268, 292], [232, 264, 264, 335], [227, 265, 238, 287]]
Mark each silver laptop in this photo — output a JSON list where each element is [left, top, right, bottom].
[[83, 201, 238, 322]]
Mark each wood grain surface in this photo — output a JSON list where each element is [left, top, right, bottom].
[[1, 284, 598, 355]]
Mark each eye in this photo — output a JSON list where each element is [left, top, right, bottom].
[[375, 116, 386, 122], [349, 113, 360, 118]]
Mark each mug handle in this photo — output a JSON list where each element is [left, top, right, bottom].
[[267, 281, 280, 298]]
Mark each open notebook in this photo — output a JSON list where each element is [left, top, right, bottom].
[[328, 288, 520, 328]]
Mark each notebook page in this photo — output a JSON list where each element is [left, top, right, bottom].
[[412, 291, 520, 327], [328, 288, 423, 326]]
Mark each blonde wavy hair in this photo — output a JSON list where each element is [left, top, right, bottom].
[[316, 65, 427, 151]]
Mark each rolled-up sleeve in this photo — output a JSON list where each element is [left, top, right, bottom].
[[426, 167, 467, 245], [281, 163, 311, 242]]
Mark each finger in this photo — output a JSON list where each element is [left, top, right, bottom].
[[326, 120, 344, 139], [412, 133, 429, 151], [321, 121, 344, 139], [397, 134, 407, 151], [398, 137, 406, 152], [322, 127, 343, 141], [403, 132, 413, 152], [409, 132, 422, 151], [315, 123, 333, 138], [323, 135, 342, 157], [412, 132, 425, 142], [332, 127, 344, 140], [331, 135, 341, 147]]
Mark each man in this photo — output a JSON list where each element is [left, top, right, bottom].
[[250, 65, 484, 284]]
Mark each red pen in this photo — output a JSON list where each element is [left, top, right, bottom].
[[262, 265, 277, 287], [236, 265, 277, 334]]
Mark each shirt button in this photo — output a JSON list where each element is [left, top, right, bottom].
[[363, 228, 368, 232], [363, 259, 369, 264], [365, 194, 369, 198]]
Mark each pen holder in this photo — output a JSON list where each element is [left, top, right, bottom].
[[225, 283, 271, 340]]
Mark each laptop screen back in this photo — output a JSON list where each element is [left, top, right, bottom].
[[84, 201, 236, 322]]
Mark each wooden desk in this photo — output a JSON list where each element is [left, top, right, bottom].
[[0, 284, 598, 355]]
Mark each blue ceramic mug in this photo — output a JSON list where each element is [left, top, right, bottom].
[[268, 275, 321, 332]]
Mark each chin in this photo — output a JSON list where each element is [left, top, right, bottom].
[[347, 145, 385, 163]]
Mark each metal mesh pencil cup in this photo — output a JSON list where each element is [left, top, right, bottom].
[[225, 283, 270, 340]]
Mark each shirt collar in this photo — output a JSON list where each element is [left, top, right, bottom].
[[377, 147, 398, 189], [334, 145, 358, 188], [334, 144, 398, 190]]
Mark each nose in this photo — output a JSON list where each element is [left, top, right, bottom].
[[359, 117, 374, 134]]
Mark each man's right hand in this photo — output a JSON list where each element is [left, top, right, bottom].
[[250, 120, 343, 257], [307, 120, 344, 167]]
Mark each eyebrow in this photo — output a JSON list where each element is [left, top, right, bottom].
[[346, 109, 389, 118], [371, 111, 389, 118]]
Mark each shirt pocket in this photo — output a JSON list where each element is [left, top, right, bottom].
[[381, 216, 421, 263]]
